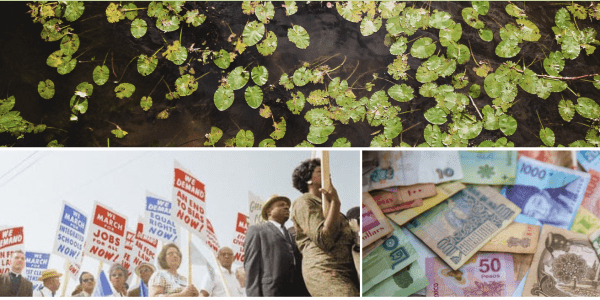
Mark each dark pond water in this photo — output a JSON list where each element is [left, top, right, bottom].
[[0, 1, 599, 147]]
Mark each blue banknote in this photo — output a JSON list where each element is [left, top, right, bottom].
[[577, 150, 600, 172], [504, 156, 590, 229]]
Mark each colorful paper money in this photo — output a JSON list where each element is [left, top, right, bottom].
[[387, 181, 466, 226], [382, 199, 422, 213], [577, 150, 600, 172], [371, 183, 435, 212], [402, 227, 437, 296], [366, 151, 463, 191], [581, 169, 600, 217], [523, 225, 600, 297], [460, 151, 518, 185], [362, 223, 418, 292], [425, 253, 517, 297], [363, 260, 429, 297], [571, 206, 600, 235], [504, 156, 590, 229], [479, 222, 540, 254], [362, 193, 393, 248], [520, 150, 575, 168], [406, 186, 521, 270], [590, 227, 600, 260]]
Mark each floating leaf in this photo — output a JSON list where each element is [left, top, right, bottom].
[[576, 97, 600, 119], [499, 114, 517, 135], [259, 139, 276, 147], [41, 19, 68, 42], [388, 54, 410, 80], [251, 66, 268, 86], [279, 73, 294, 90], [379, 1, 404, 19], [236, 130, 254, 147], [287, 91, 305, 114], [561, 36, 580, 60], [65, 1, 85, 21], [213, 49, 231, 69], [60, 34, 79, 56], [111, 128, 128, 138], [383, 117, 403, 139], [296, 140, 314, 147], [140, 96, 152, 111], [156, 14, 180, 32], [257, 31, 278, 56], [270, 117, 286, 140], [424, 124, 444, 147], [429, 11, 452, 29], [469, 84, 481, 98], [540, 127, 555, 146], [244, 85, 263, 108], [93, 65, 109, 85], [163, 41, 187, 65], [570, 140, 594, 147], [543, 51, 565, 76], [390, 37, 408, 55], [439, 22, 462, 47], [292, 67, 311, 87], [214, 86, 235, 111], [204, 126, 223, 146], [332, 137, 351, 147], [255, 2, 275, 23], [517, 19, 540, 42], [328, 77, 349, 99], [47, 50, 69, 68], [482, 105, 499, 130], [360, 15, 382, 36], [555, 8, 572, 29], [447, 43, 470, 64], [57, 57, 77, 75], [131, 18, 147, 38], [259, 104, 272, 118], [472, 1, 489, 15], [388, 84, 414, 102], [452, 72, 469, 89], [424, 107, 447, 124], [307, 125, 334, 144], [242, 21, 265, 47], [115, 83, 135, 99], [184, 10, 206, 27], [284, 1, 298, 16], [38, 80, 55, 99], [307, 90, 329, 106], [175, 74, 197, 96], [416, 64, 438, 83], [106, 3, 123, 23], [411, 37, 436, 59], [75, 82, 93, 98], [147, 2, 166, 18], [594, 75, 600, 90], [288, 25, 310, 49], [370, 134, 392, 147], [123, 3, 138, 20], [505, 3, 525, 18], [475, 63, 492, 77], [462, 8, 484, 29], [69, 95, 88, 115], [137, 54, 158, 76], [495, 39, 521, 58], [478, 27, 493, 41], [228, 67, 250, 90], [47, 140, 64, 147]]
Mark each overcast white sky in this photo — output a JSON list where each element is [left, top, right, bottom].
[[0, 149, 360, 294]]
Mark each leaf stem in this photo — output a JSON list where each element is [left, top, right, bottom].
[[468, 95, 483, 120], [505, 63, 599, 80], [468, 40, 480, 67], [345, 61, 359, 81], [102, 50, 110, 65], [194, 71, 211, 81], [117, 56, 138, 82], [149, 75, 165, 97], [536, 110, 544, 129], [152, 46, 165, 57]]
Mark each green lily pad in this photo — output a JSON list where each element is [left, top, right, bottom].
[[416, 64, 439, 83], [462, 8, 484, 29], [411, 37, 436, 59], [163, 41, 187, 65], [75, 82, 93, 98], [41, 19, 68, 42], [379, 1, 404, 19], [505, 3, 526, 18], [106, 3, 123, 23], [472, 1, 489, 15], [131, 18, 147, 38], [115, 83, 135, 99], [452, 72, 469, 89], [305, 107, 333, 126], [429, 11, 452, 29], [47, 50, 69, 68], [184, 10, 206, 27], [156, 15, 180, 32], [424, 107, 447, 124], [270, 117, 286, 140], [140, 96, 152, 111], [279, 73, 294, 90], [295, 140, 314, 147], [482, 105, 499, 130], [214, 86, 235, 111], [137, 54, 158, 76], [419, 82, 438, 97], [147, 2, 165, 18], [337, 1, 363, 23], [439, 22, 462, 47], [555, 8, 572, 29], [517, 19, 541, 42], [243, 21, 265, 47], [175, 74, 197, 96], [293, 67, 311, 87], [543, 51, 565, 76], [388, 54, 410, 80], [93, 65, 109, 85], [288, 25, 310, 49], [111, 128, 128, 138], [447, 43, 470, 64], [383, 117, 403, 139], [570, 140, 594, 147], [469, 84, 481, 98], [436, 58, 457, 77], [255, 1, 275, 23], [60, 34, 79, 56], [287, 91, 305, 114], [558, 99, 575, 122], [284, 1, 298, 16], [244, 85, 263, 109], [307, 125, 335, 145], [594, 75, 600, 90], [332, 137, 351, 147], [360, 16, 382, 36], [57, 57, 77, 75], [540, 127, 555, 146], [38, 79, 55, 99], [213, 49, 231, 69], [251, 66, 268, 86], [424, 124, 444, 147], [370, 134, 392, 147], [576, 97, 600, 119], [308, 90, 329, 106], [204, 126, 223, 146], [495, 39, 521, 58], [388, 84, 414, 102], [259, 139, 276, 147], [236, 130, 254, 147], [328, 77, 349, 99], [256, 31, 278, 56], [69, 95, 88, 115], [499, 114, 517, 135], [65, 1, 85, 22], [228, 67, 250, 90], [561, 36, 580, 60], [457, 118, 483, 140], [478, 27, 493, 41], [390, 37, 408, 55]]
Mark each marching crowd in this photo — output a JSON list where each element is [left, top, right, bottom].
[[0, 159, 360, 297]]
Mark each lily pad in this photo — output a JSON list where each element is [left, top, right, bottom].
[[390, 37, 408, 55], [60, 34, 79, 56], [293, 67, 311, 87], [106, 3, 124, 23], [75, 82, 93, 98], [204, 126, 223, 146], [447, 43, 470, 64], [111, 128, 128, 138], [495, 39, 521, 58], [259, 139, 276, 147], [429, 11, 452, 29], [244, 85, 263, 108], [558, 99, 575, 122], [478, 27, 493, 41], [540, 127, 555, 146], [424, 124, 444, 147], [115, 83, 135, 99], [137, 54, 158, 76], [411, 37, 436, 59], [462, 8, 484, 29], [439, 22, 462, 47], [156, 15, 180, 32], [65, 1, 85, 22], [93, 65, 110, 85], [284, 1, 298, 16], [184, 10, 206, 27], [328, 77, 349, 99], [469, 84, 481, 98], [370, 134, 392, 147], [308, 90, 329, 106], [287, 91, 305, 114], [505, 3, 526, 18], [69, 95, 88, 115], [242, 21, 265, 47], [517, 19, 541, 42], [47, 50, 69, 68], [255, 2, 275, 23], [228, 67, 250, 90], [140, 96, 152, 111], [175, 74, 197, 96], [360, 16, 382, 36], [38, 79, 55, 99], [499, 114, 517, 135], [236, 130, 254, 147], [576, 97, 600, 119], [41, 19, 68, 42], [256, 31, 278, 56], [543, 51, 565, 76], [288, 25, 310, 49], [213, 49, 231, 69], [307, 125, 335, 145], [131, 19, 147, 38], [472, 1, 489, 15], [383, 117, 403, 139], [57, 57, 77, 75], [561, 36, 580, 60], [270, 117, 286, 140], [388, 84, 414, 102], [251, 66, 268, 86], [123, 3, 138, 20], [424, 107, 447, 124], [214, 86, 235, 111], [332, 137, 351, 147], [416, 64, 438, 83], [163, 41, 187, 65]]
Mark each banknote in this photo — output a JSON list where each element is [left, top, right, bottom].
[[514, 213, 542, 226], [590, 227, 600, 260], [387, 181, 466, 226], [523, 224, 600, 297], [479, 222, 540, 254], [362, 222, 418, 292], [512, 270, 528, 297], [425, 253, 517, 297], [363, 260, 429, 297], [365, 151, 463, 191], [362, 232, 392, 258], [512, 253, 534, 283], [402, 227, 437, 296], [362, 193, 394, 248], [370, 183, 435, 212], [407, 186, 521, 270], [520, 150, 575, 168], [460, 151, 518, 185], [382, 199, 422, 213], [571, 206, 600, 235], [581, 169, 600, 217], [577, 150, 600, 172], [504, 156, 590, 229]]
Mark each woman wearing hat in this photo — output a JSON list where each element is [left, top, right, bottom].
[[289, 158, 359, 296], [128, 263, 156, 297], [148, 243, 199, 297], [33, 269, 62, 297]]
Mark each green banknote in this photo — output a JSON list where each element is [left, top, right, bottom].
[[459, 151, 517, 185], [363, 222, 418, 292], [363, 260, 429, 297]]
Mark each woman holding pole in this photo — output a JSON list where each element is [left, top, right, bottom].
[[148, 243, 199, 297], [290, 158, 359, 297]]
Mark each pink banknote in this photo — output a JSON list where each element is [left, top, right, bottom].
[[582, 169, 600, 218], [426, 253, 517, 297]]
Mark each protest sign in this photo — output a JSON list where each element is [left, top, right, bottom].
[[84, 202, 128, 265], [0, 226, 24, 274], [232, 213, 248, 263], [248, 191, 265, 226], [121, 230, 136, 279], [25, 252, 50, 291], [204, 218, 220, 253], [143, 192, 179, 244], [53, 201, 87, 265], [132, 221, 158, 268], [171, 160, 206, 238], [65, 259, 81, 280]]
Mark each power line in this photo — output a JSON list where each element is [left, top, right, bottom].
[[0, 151, 43, 188], [0, 151, 39, 182]]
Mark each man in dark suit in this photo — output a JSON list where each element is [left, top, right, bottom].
[[244, 195, 309, 297], [0, 250, 33, 296]]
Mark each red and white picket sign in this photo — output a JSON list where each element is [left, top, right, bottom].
[[0, 226, 24, 274], [121, 230, 136, 279], [204, 218, 220, 254], [232, 213, 248, 263], [132, 222, 158, 268], [84, 202, 128, 265], [171, 160, 206, 239]]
